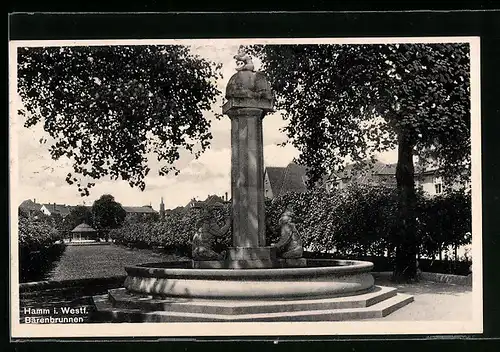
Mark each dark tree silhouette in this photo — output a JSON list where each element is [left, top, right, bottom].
[[17, 45, 223, 196], [91, 194, 127, 240], [63, 205, 93, 234], [253, 43, 470, 281]]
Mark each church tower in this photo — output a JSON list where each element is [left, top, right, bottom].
[[159, 197, 165, 220]]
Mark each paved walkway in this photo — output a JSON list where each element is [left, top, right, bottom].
[[373, 277, 472, 321], [19, 278, 473, 324], [21, 245, 473, 323]]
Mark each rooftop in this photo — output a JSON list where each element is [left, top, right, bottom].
[[19, 200, 159, 215], [265, 162, 308, 198], [41, 203, 72, 215], [122, 206, 157, 214], [71, 223, 97, 233], [19, 199, 42, 211]]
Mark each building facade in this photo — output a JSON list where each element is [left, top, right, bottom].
[[122, 205, 159, 222], [264, 160, 469, 199], [40, 203, 72, 218], [325, 161, 398, 192], [264, 163, 308, 200]]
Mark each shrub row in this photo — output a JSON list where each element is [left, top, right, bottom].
[[19, 243, 66, 283], [267, 185, 472, 259], [304, 252, 471, 275], [110, 184, 472, 260], [265, 185, 399, 256], [110, 207, 232, 256], [18, 216, 66, 282], [18, 216, 63, 251]]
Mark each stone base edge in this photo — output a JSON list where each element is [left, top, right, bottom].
[[193, 259, 275, 269], [91, 289, 414, 323], [227, 246, 276, 260], [192, 258, 307, 269]]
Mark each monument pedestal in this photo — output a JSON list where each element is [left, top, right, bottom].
[[192, 258, 307, 269], [226, 246, 275, 268], [192, 247, 308, 269], [93, 285, 414, 322], [193, 260, 275, 269], [228, 246, 275, 260]]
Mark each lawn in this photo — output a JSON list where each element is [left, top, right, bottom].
[[47, 244, 185, 281]]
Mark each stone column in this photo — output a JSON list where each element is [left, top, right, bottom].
[[228, 107, 266, 248], [222, 64, 275, 268]]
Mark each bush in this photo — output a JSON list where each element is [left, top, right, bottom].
[[18, 215, 66, 282], [18, 216, 62, 251], [109, 185, 471, 263], [265, 184, 401, 256], [110, 205, 232, 257], [417, 190, 472, 259]]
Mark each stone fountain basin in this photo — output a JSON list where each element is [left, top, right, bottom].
[[123, 259, 375, 299]]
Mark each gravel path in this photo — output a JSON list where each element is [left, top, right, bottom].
[[374, 277, 472, 321]]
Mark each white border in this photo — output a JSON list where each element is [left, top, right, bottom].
[[9, 36, 482, 338]]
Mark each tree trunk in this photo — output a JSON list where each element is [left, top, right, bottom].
[[392, 131, 418, 282]]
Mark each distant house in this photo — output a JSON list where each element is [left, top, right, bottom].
[[123, 205, 158, 222], [414, 167, 470, 197], [40, 202, 72, 218], [264, 167, 286, 199], [183, 194, 229, 211], [264, 163, 308, 200], [325, 161, 398, 192], [122, 205, 157, 215], [166, 206, 186, 216], [415, 167, 444, 196], [203, 194, 227, 206], [184, 198, 199, 210], [325, 160, 469, 197], [19, 199, 43, 217]]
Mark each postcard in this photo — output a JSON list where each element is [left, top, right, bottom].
[[9, 36, 482, 339]]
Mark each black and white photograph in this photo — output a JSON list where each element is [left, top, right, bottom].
[[9, 36, 482, 338]]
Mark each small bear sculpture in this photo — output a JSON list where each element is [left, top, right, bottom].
[[192, 202, 230, 261], [271, 205, 304, 259], [233, 45, 255, 72]]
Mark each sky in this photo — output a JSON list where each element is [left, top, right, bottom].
[[12, 42, 397, 210]]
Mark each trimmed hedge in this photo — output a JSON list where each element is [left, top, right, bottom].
[[305, 251, 471, 275], [110, 184, 472, 262], [19, 216, 62, 250], [19, 243, 66, 283], [110, 206, 231, 256], [265, 185, 399, 256], [18, 214, 66, 282]]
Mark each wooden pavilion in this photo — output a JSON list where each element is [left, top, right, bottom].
[[70, 223, 98, 242]]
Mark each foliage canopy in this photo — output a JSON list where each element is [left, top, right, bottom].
[[18, 45, 223, 195], [91, 194, 127, 232], [252, 43, 471, 185]]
